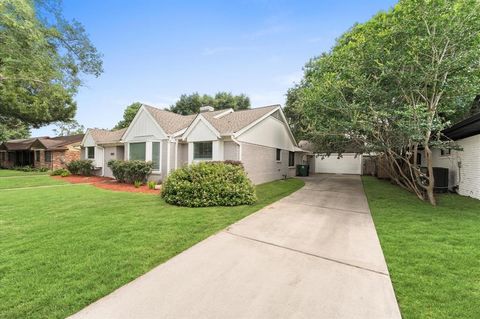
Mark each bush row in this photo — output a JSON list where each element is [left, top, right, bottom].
[[161, 161, 256, 207], [107, 160, 153, 184], [11, 166, 49, 172], [66, 160, 94, 175]]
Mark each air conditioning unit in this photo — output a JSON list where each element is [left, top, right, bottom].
[[433, 167, 449, 193]]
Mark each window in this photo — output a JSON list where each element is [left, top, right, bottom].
[[45, 151, 52, 163], [8, 152, 13, 162], [129, 142, 146, 161], [194, 142, 213, 160], [87, 147, 95, 159], [276, 149, 281, 161], [441, 149, 451, 156], [0, 152, 4, 161], [35, 150, 40, 162], [152, 142, 160, 170], [288, 151, 295, 167]]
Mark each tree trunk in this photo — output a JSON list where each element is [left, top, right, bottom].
[[424, 144, 436, 206]]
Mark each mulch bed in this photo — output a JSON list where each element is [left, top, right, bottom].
[[52, 175, 160, 194]]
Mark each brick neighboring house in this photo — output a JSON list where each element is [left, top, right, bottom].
[[0, 134, 84, 170]]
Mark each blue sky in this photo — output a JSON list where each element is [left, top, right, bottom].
[[33, 0, 397, 136]]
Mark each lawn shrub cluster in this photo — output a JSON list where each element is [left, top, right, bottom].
[[50, 168, 70, 177], [107, 160, 153, 184], [11, 166, 49, 172], [66, 160, 94, 175], [161, 161, 256, 207]]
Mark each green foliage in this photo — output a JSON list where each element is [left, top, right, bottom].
[[50, 168, 70, 176], [12, 166, 49, 172], [0, 0, 103, 127], [147, 181, 156, 190], [170, 92, 250, 115], [134, 180, 142, 188], [107, 160, 153, 184], [286, 0, 480, 204], [113, 102, 142, 129], [0, 116, 30, 142], [53, 120, 85, 136], [66, 160, 94, 176], [161, 162, 257, 207]]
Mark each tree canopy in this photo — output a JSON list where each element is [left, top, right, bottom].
[[0, 0, 103, 127], [113, 102, 142, 130], [0, 116, 30, 142], [170, 92, 250, 115], [53, 119, 85, 136], [285, 0, 480, 204]]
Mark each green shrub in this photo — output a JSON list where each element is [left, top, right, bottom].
[[50, 168, 70, 176], [134, 180, 142, 188], [60, 170, 71, 177], [66, 160, 94, 175], [148, 181, 156, 189], [107, 160, 153, 184], [12, 166, 49, 172], [161, 162, 256, 207]]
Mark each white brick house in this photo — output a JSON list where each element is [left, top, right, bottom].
[[425, 112, 480, 200], [82, 104, 308, 184]]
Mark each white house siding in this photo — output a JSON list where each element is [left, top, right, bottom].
[[123, 109, 166, 141], [314, 153, 363, 175], [224, 141, 240, 161], [430, 135, 480, 200], [240, 142, 291, 185], [237, 115, 295, 151], [103, 146, 124, 178], [185, 119, 218, 142], [177, 143, 188, 168]]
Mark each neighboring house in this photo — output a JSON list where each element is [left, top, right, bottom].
[[422, 112, 480, 200], [80, 128, 127, 177], [0, 135, 83, 170], [83, 104, 308, 184]]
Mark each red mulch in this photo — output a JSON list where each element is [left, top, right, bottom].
[[52, 175, 160, 194]]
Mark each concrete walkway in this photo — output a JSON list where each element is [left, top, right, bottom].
[[70, 174, 401, 319]]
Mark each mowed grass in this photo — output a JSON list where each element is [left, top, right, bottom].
[[0, 169, 50, 177], [0, 175, 66, 189], [362, 176, 480, 319], [0, 177, 304, 319]]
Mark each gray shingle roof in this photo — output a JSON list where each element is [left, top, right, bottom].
[[1, 134, 84, 151], [143, 104, 280, 136], [89, 128, 126, 144]]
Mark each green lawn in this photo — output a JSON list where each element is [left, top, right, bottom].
[[0, 175, 66, 189], [0, 169, 50, 177], [0, 177, 304, 319], [362, 176, 480, 319]]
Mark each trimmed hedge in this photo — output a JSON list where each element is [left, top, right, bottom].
[[66, 160, 94, 175], [107, 160, 153, 184], [161, 162, 256, 207]]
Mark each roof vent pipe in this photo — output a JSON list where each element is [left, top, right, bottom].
[[199, 106, 215, 112]]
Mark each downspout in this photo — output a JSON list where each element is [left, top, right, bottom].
[[174, 139, 178, 170]]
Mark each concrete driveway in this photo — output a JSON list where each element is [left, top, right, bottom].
[[70, 174, 401, 319]]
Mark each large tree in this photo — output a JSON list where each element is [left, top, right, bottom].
[[170, 92, 250, 115], [113, 102, 142, 130], [0, 116, 30, 141], [53, 119, 85, 136], [0, 0, 103, 127], [286, 0, 480, 205]]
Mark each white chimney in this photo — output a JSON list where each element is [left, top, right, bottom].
[[199, 105, 214, 112]]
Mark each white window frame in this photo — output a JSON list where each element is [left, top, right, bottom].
[[193, 141, 213, 161], [276, 148, 282, 162], [127, 140, 163, 174]]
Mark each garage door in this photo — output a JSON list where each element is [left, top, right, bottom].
[[314, 153, 362, 175]]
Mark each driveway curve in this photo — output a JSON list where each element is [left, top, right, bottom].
[[70, 174, 401, 319]]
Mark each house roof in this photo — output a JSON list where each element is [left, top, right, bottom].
[[143, 105, 197, 134], [143, 104, 280, 136], [443, 112, 480, 140], [88, 128, 127, 144], [1, 134, 84, 151], [201, 105, 279, 135]]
